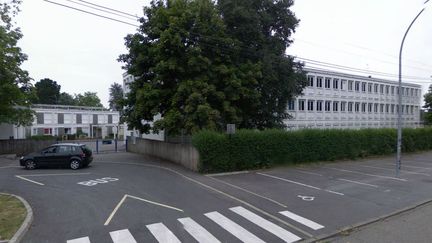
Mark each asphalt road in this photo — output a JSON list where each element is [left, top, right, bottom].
[[1, 151, 432, 242]]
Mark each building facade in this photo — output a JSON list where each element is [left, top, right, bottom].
[[285, 68, 422, 129], [0, 104, 121, 139]]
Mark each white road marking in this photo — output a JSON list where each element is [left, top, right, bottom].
[[18, 172, 91, 177], [257, 172, 344, 196], [15, 175, 44, 186], [337, 178, 379, 188], [0, 165, 20, 169], [279, 211, 324, 230], [230, 206, 302, 243], [127, 194, 183, 212], [178, 217, 221, 243], [385, 163, 432, 170], [208, 176, 287, 208], [207, 171, 250, 177], [109, 229, 137, 243], [205, 211, 265, 243], [326, 167, 407, 182], [297, 195, 315, 201], [293, 169, 323, 176], [104, 195, 127, 226], [67, 236, 91, 243], [357, 165, 430, 176], [147, 223, 181, 243]]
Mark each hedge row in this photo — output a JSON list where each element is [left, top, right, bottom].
[[192, 128, 432, 173]]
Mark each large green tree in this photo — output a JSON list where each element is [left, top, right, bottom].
[[58, 92, 77, 106], [0, 0, 33, 125], [423, 85, 432, 125], [218, 0, 307, 129], [33, 78, 61, 104], [108, 82, 123, 111], [74, 92, 103, 107], [120, 0, 305, 135]]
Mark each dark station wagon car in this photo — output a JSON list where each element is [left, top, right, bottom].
[[19, 143, 93, 170]]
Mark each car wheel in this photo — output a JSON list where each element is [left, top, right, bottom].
[[25, 160, 36, 170], [70, 159, 81, 170]]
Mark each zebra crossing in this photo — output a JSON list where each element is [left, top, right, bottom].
[[67, 206, 324, 243]]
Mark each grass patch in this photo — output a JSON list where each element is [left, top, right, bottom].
[[0, 195, 26, 241]]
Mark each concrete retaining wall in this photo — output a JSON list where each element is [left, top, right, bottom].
[[0, 139, 56, 156], [127, 137, 199, 171]]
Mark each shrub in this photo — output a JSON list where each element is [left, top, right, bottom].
[[30, 135, 56, 141], [192, 128, 432, 173]]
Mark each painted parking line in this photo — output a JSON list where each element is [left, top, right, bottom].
[[279, 210, 325, 230], [109, 229, 137, 243], [230, 206, 302, 243], [0, 165, 20, 169], [146, 223, 181, 243], [292, 169, 324, 177], [257, 172, 344, 196], [325, 167, 407, 182], [178, 217, 221, 243], [337, 178, 379, 188], [208, 176, 288, 208], [385, 163, 432, 170], [67, 236, 91, 243], [15, 175, 44, 186], [18, 172, 91, 177], [357, 165, 430, 176], [205, 211, 265, 243]]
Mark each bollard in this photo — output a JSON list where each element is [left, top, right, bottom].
[[96, 139, 99, 154], [115, 139, 118, 152], [125, 139, 128, 152]]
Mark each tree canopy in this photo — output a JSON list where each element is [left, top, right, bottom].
[[119, 0, 306, 135], [34, 78, 61, 104], [74, 92, 103, 107], [109, 82, 124, 111], [0, 0, 34, 126], [423, 85, 432, 125]]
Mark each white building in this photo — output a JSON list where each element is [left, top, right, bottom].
[[285, 68, 422, 129], [0, 104, 120, 139]]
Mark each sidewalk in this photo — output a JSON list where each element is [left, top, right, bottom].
[[328, 201, 432, 243]]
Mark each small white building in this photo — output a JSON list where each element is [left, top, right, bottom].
[[0, 104, 120, 139], [285, 68, 422, 129]]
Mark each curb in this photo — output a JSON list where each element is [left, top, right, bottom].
[[302, 198, 432, 243], [0, 193, 33, 243]]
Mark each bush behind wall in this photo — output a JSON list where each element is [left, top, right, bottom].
[[192, 128, 432, 173]]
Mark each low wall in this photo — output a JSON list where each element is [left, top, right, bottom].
[[127, 137, 199, 171], [0, 139, 56, 156]]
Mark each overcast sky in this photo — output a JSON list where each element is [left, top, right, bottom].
[[16, 0, 432, 107]]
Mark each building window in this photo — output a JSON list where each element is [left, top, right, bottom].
[[44, 128, 52, 135], [317, 77, 323, 88], [341, 79, 346, 90], [333, 79, 339, 89], [341, 102, 346, 112], [308, 76, 314, 87], [298, 99, 305, 111], [333, 101, 339, 111], [307, 100, 314, 111], [317, 100, 323, 111], [348, 80, 353, 91], [391, 104, 395, 113], [355, 103, 360, 112], [325, 101, 331, 111], [361, 103, 366, 113], [355, 81, 360, 91], [325, 78, 331, 88], [361, 82, 366, 92], [368, 103, 373, 112], [405, 88, 409, 96], [374, 84, 379, 93], [348, 102, 353, 112], [374, 103, 378, 113], [380, 104, 384, 113], [396, 87, 399, 95], [411, 106, 414, 114], [391, 86, 395, 95], [386, 85, 390, 94], [380, 84, 384, 94], [410, 88, 414, 97], [386, 104, 390, 113], [368, 83, 372, 93], [288, 100, 295, 111]]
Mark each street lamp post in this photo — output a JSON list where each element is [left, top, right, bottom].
[[396, 0, 429, 176]]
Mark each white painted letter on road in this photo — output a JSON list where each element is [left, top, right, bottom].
[[78, 177, 119, 186]]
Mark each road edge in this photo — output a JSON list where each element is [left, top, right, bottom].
[[0, 193, 33, 243], [302, 198, 432, 243]]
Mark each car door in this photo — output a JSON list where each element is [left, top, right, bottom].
[[55, 145, 72, 166], [36, 146, 58, 166]]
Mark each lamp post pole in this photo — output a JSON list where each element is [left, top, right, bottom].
[[396, 0, 429, 176]]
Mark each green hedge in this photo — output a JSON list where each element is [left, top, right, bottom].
[[192, 128, 432, 173]]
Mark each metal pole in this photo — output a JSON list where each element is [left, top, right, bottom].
[[396, 4, 427, 176]]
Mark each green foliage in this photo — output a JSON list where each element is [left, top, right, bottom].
[[109, 82, 123, 111], [58, 92, 76, 106], [192, 128, 432, 173], [423, 85, 432, 125], [30, 135, 57, 141], [119, 0, 305, 135], [0, 0, 34, 126], [74, 92, 103, 107], [34, 78, 61, 104]]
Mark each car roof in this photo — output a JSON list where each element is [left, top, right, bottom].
[[51, 143, 85, 146]]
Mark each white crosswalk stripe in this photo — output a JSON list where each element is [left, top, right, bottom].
[[147, 222, 181, 243], [178, 217, 221, 243], [67, 237, 91, 243], [205, 211, 265, 243], [109, 229, 137, 243], [230, 206, 302, 243], [279, 211, 324, 230]]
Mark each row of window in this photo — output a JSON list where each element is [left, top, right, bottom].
[[289, 100, 418, 115], [307, 76, 420, 97]]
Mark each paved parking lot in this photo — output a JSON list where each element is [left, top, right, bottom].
[[1, 151, 432, 242]]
